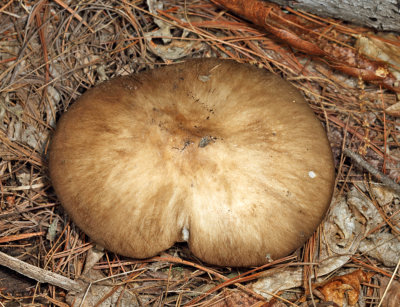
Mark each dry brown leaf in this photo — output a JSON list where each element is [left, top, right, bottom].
[[267, 301, 288, 307], [385, 102, 400, 117], [379, 276, 400, 307], [316, 269, 375, 307], [212, 289, 261, 307], [357, 34, 400, 71]]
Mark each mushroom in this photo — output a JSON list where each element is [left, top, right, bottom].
[[49, 58, 335, 267]]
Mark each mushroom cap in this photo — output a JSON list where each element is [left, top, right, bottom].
[[49, 59, 335, 267]]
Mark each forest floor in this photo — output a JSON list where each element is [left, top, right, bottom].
[[1, 1, 399, 306]]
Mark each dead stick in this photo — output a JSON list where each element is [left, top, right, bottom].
[[343, 148, 400, 195], [0, 251, 83, 292]]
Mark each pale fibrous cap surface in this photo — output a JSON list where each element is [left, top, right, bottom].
[[49, 59, 335, 267]]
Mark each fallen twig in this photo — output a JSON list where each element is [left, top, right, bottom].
[[343, 148, 400, 195], [0, 251, 83, 292]]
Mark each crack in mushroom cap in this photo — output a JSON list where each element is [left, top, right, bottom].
[[49, 58, 335, 267]]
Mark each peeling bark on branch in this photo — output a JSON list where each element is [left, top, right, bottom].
[[269, 0, 400, 33], [212, 0, 400, 92]]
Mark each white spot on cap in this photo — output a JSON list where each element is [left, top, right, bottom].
[[308, 171, 316, 178], [265, 254, 273, 262], [198, 75, 210, 82], [182, 227, 189, 242]]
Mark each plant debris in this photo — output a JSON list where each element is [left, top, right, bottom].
[[1, 0, 400, 306], [315, 269, 375, 307]]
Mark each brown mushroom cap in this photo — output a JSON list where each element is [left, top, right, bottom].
[[49, 58, 335, 267]]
